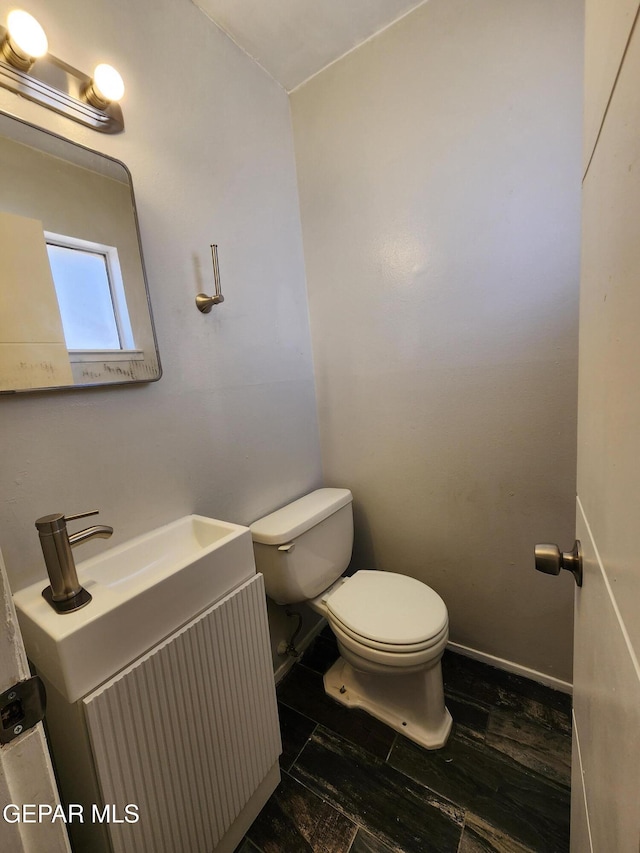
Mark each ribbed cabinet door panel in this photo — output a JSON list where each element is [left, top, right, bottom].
[[83, 574, 281, 853]]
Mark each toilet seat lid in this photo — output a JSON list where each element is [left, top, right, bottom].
[[326, 570, 448, 646]]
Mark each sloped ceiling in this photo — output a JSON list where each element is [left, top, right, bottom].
[[191, 0, 428, 91]]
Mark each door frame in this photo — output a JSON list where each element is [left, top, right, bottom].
[[0, 548, 70, 853]]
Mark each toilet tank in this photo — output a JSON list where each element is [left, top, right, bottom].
[[250, 489, 353, 605]]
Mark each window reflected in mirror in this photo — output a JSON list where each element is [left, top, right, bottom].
[[46, 234, 136, 355]]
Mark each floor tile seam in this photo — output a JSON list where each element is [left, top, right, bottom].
[[369, 738, 468, 828], [320, 723, 460, 809], [493, 693, 574, 718], [444, 688, 493, 714], [344, 821, 375, 853], [346, 830, 358, 853], [241, 834, 264, 853], [277, 696, 319, 728], [445, 661, 570, 707], [289, 742, 469, 853], [284, 684, 567, 834], [455, 811, 539, 853], [343, 820, 361, 853], [488, 717, 573, 745], [390, 715, 570, 794], [426, 786, 568, 853], [448, 724, 573, 792], [455, 813, 469, 853], [486, 706, 573, 738], [281, 765, 364, 841], [487, 741, 571, 791], [448, 723, 488, 747], [279, 694, 397, 763], [485, 707, 573, 747], [287, 761, 448, 853], [488, 689, 573, 712], [388, 757, 568, 853], [479, 726, 573, 792], [445, 680, 570, 716], [482, 752, 572, 792], [287, 720, 320, 772], [292, 722, 460, 812], [299, 660, 329, 676], [308, 721, 398, 768], [386, 746, 570, 832], [385, 731, 398, 763], [499, 678, 570, 703], [451, 651, 571, 694]]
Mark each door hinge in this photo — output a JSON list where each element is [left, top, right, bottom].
[[0, 675, 46, 745]]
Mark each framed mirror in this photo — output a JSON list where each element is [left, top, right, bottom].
[[0, 110, 161, 393]]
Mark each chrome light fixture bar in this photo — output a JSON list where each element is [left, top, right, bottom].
[[0, 12, 124, 134]]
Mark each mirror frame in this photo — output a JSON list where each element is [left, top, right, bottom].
[[0, 108, 162, 394]]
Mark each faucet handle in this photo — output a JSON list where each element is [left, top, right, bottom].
[[36, 510, 100, 536], [64, 510, 100, 523]]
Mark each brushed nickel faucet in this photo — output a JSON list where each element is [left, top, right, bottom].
[[35, 510, 113, 613]]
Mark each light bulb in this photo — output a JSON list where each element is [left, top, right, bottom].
[[6, 9, 48, 59], [92, 63, 125, 103]]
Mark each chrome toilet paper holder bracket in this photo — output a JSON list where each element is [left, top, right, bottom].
[[195, 244, 225, 313]]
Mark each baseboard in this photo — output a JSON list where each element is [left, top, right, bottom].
[[447, 641, 573, 695], [274, 627, 573, 694], [274, 617, 326, 684]]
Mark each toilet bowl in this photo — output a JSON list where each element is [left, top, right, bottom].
[[250, 489, 452, 749]]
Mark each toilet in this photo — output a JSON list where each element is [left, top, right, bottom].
[[250, 488, 452, 749]]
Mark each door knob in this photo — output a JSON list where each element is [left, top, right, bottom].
[[534, 540, 583, 587]]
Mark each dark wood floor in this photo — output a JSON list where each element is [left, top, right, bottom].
[[235, 627, 572, 853]]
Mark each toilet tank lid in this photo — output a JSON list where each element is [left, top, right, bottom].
[[250, 488, 352, 545]]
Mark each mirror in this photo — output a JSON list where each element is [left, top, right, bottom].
[[0, 110, 161, 393]]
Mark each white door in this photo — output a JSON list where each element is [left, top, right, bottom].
[[571, 0, 640, 850], [0, 549, 70, 853]]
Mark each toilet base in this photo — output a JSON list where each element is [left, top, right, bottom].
[[324, 657, 452, 750]]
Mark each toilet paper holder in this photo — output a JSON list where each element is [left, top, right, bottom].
[[195, 244, 225, 313], [534, 540, 583, 587]]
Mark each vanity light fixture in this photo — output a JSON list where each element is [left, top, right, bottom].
[[0, 8, 124, 133], [1, 9, 47, 70], [83, 63, 125, 109]]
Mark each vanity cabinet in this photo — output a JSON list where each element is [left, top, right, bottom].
[[41, 574, 281, 853]]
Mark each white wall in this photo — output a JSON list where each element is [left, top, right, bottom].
[[291, 0, 583, 681], [0, 0, 322, 663], [572, 0, 640, 848]]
